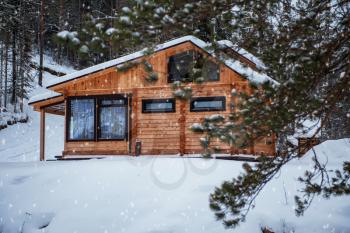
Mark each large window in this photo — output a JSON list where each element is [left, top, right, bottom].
[[68, 98, 95, 140], [98, 98, 127, 140], [67, 96, 128, 141], [168, 50, 219, 82], [190, 96, 226, 112], [142, 98, 175, 113]]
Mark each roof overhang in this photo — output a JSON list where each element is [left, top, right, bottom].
[[29, 94, 65, 115]]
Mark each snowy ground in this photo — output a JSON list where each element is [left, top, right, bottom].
[[0, 139, 349, 233], [0, 80, 66, 162], [0, 56, 349, 232], [0, 108, 64, 162]]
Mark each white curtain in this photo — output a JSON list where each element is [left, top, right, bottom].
[[69, 99, 95, 140], [99, 106, 126, 139]]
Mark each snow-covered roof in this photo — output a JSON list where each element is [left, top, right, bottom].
[[28, 90, 62, 105], [46, 35, 278, 89], [287, 119, 322, 146], [216, 40, 267, 70]]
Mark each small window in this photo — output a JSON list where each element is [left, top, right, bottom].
[[101, 99, 125, 105], [190, 96, 226, 112], [142, 98, 175, 113]]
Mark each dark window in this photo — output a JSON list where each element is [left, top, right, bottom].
[[142, 98, 175, 113], [98, 98, 127, 140], [203, 60, 220, 81], [68, 98, 95, 140], [190, 96, 226, 112], [168, 50, 220, 83], [168, 51, 194, 83]]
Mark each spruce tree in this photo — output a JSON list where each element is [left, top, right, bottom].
[[0, 0, 37, 112]]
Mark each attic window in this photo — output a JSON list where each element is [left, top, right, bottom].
[[168, 51, 219, 83], [168, 51, 194, 83], [203, 60, 219, 81]]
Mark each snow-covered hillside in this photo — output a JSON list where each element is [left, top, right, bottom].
[[0, 107, 64, 162], [0, 55, 75, 162], [0, 139, 349, 233]]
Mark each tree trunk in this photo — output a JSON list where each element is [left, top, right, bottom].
[[11, 29, 17, 111], [19, 36, 24, 113], [59, 0, 64, 28], [57, 0, 65, 64], [0, 41, 3, 108], [38, 0, 45, 86], [4, 35, 8, 109]]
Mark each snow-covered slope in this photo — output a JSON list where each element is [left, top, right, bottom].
[[0, 106, 64, 162], [0, 55, 75, 162], [0, 139, 349, 233], [31, 54, 76, 75]]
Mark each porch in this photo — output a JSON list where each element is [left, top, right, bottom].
[[29, 93, 134, 161]]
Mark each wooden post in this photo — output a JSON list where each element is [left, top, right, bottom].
[[40, 109, 45, 161], [230, 85, 236, 155], [63, 98, 67, 156], [179, 100, 186, 156], [127, 93, 132, 154], [250, 139, 255, 155], [131, 89, 138, 155]]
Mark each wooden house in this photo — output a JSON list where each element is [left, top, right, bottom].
[[29, 36, 277, 160]]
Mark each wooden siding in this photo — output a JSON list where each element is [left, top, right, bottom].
[[33, 41, 275, 156]]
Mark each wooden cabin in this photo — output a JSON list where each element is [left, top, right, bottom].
[[29, 36, 276, 160], [298, 137, 321, 156]]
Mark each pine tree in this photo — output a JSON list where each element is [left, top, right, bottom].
[[3, 34, 9, 108], [0, 41, 3, 107], [0, 0, 37, 112], [38, 0, 45, 87], [11, 28, 17, 109]]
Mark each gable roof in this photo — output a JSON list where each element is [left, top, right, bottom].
[[46, 35, 277, 89], [30, 35, 278, 105]]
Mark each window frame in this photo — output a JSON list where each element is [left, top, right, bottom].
[[97, 96, 128, 141], [202, 59, 220, 82], [66, 96, 97, 142], [167, 50, 220, 83], [190, 96, 226, 112], [66, 95, 128, 142], [142, 98, 176, 114], [167, 50, 194, 83]]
